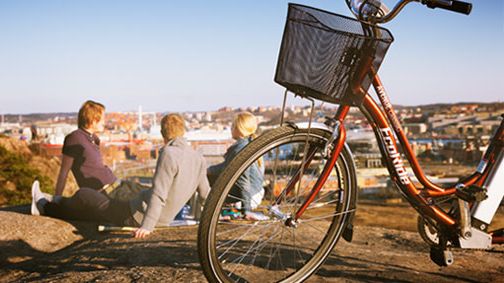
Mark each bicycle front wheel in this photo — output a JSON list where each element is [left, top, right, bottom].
[[198, 125, 357, 283]]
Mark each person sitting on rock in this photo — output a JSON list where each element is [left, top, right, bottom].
[[207, 112, 266, 221], [53, 100, 145, 204], [32, 113, 211, 238], [32, 100, 144, 222]]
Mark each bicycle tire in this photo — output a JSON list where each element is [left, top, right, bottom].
[[198, 125, 357, 283]]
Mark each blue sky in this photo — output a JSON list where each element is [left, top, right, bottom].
[[0, 0, 502, 114]]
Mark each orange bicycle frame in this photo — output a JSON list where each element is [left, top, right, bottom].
[[292, 72, 503, 229]]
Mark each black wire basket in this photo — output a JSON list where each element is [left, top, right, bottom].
[[275, 4, 394, 106]]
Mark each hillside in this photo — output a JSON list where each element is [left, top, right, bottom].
[[0, 137, 77, 206]]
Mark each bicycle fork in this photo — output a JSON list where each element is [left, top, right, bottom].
[[278, 106, 350, 226]]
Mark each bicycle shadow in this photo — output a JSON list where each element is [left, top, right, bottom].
[[193, 232, 495, 282], [317, 254, 481, 283]]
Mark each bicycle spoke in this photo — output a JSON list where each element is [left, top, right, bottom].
[[226, 222, 278, 276], [216, 221, 275, 237], [300, 209, 355, 222], [217, 223, 263, 258], [291, 227, 307, 269], [218, 221, 275, 227], [302, 220, 330, 235], [217, 221, 276, 253], [309, 190, 336, 204], [269, 227, 287, 271], [248, 226, 283, 269], [307, 194, 340, 209], [286, 225, 322, 249]]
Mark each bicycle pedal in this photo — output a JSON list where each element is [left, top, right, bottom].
[[429, 246, 454, 267], [455, 185, 488, 202]]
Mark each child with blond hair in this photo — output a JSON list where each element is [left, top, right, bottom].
[[208, 112, 266, 220]]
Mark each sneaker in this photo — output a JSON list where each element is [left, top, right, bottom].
[[244, 211, 270, 221], [31, 180, 48, 216]]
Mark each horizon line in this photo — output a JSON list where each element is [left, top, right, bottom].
[[1, 100, 503, 116]]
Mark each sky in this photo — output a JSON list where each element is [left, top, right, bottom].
[[0, 0, 502, 114]]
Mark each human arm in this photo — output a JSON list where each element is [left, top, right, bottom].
[[234, 166, 253, 212], [138, 150, 177, 233], [198, 158, 211, 202], [207, 141, 246, 177], [54, 155, 74, 196], [207, 162, 226, 177]]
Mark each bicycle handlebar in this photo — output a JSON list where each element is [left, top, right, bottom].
[[347, 0, 472, 24], [422, 0, 472, 15]]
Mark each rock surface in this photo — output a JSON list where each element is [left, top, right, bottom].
[[0, 204, 503, 282]]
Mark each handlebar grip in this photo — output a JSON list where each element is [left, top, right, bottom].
[[425, 0, 472, 15]]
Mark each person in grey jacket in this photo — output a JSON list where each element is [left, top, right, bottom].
[[130, 113, 210, 238], [32, 113, 210, 239]]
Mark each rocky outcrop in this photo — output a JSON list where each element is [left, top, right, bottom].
[[0, 204, 502, 282]]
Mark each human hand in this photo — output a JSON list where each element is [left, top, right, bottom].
[[133, 228, 152, 238]]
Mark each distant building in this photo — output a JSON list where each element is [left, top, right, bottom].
[[354, 152, 383, 168], [0, 122, 21, 133], [404, 123, 427, 135], [203, 112, 212, 122], [346, 129, 378, 153], [185, 129, 234, 165], [35, 123, 77, 144], [218, 107, 233, 112]]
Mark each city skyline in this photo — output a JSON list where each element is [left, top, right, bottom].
[[1, 0, 503, 114]]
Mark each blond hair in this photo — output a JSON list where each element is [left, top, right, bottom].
[[232, 112, 258, 139], [233, 112, 262, 168], [161, 113, 186, 140], [78, 100, 105, 129]]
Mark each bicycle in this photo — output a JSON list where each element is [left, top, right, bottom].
[[197, 1, 504, 282]]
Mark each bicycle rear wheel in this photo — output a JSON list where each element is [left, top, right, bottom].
[[198, 126, 357, 283]]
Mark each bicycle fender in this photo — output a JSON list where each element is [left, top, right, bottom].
[[293, 121, 332, 132]]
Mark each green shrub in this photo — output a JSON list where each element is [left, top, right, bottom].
[[0, 145, 53, 206]]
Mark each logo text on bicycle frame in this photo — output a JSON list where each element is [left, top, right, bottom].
[[380, 127, 411, 185], [376, 86, 401, 130]]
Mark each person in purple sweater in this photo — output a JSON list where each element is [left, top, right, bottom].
[[56, 100, 117, 195], [31, 101, 119, 220]]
